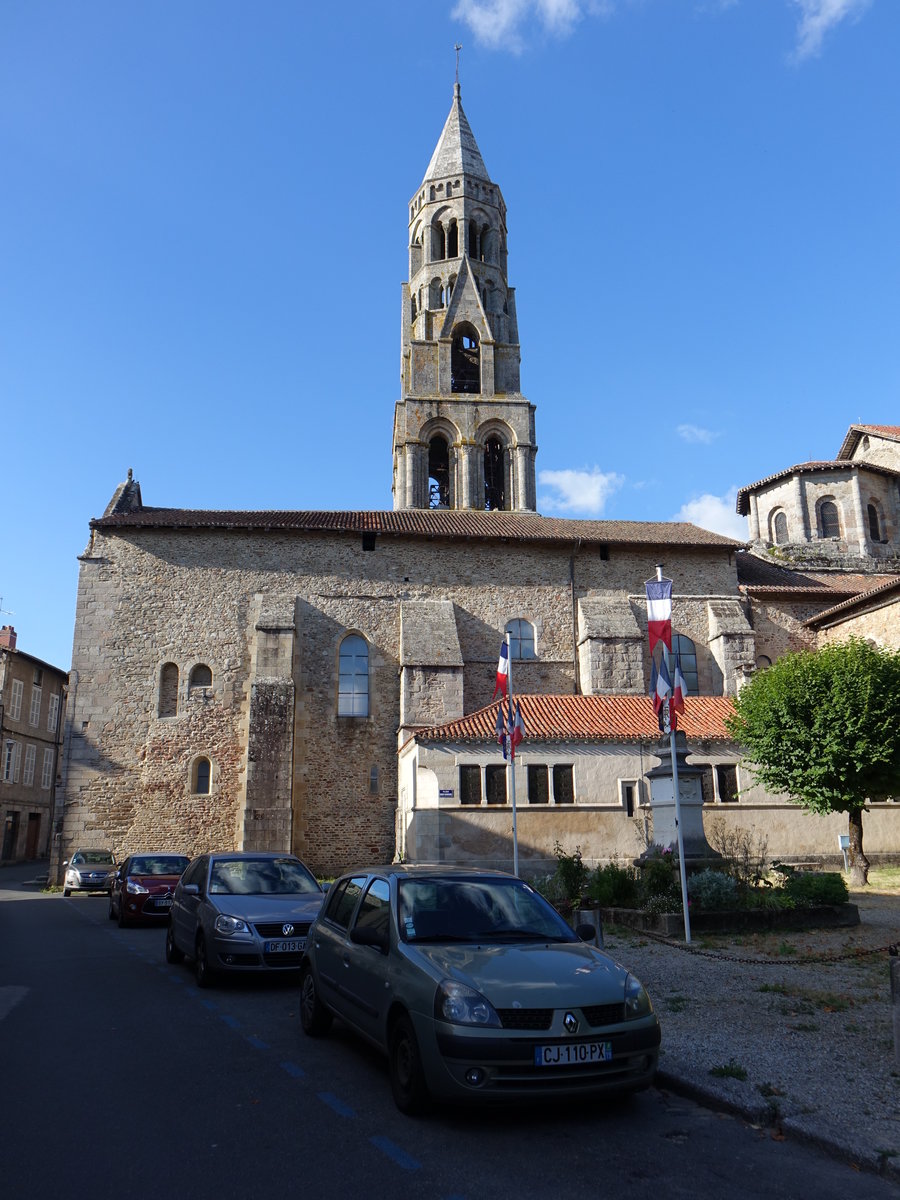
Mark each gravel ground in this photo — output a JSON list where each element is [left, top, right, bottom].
[[603, 890, 900, 1182]]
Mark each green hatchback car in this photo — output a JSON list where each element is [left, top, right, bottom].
[[300, 865, 660, 1113]]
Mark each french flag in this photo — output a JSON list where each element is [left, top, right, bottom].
[[650, 654, 672, 715], [510, 701, 525, 759], [645, 578, 673, 655], [496, 704, 509, 760], [671, 652, 687, 716], [492, 642, 510, 699]]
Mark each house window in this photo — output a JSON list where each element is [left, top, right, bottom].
[[9, 679, 23, 721], [193, 757, 211, 795], [527, 764, 549, 804], [716, 765, 739, 803], [159, 663, 178, 718], [47, 693, 60, 733], [29, 686, 42, 727], [338, 635, 369, 716], [772, 511, 788, 544], [189, 663, 212, 690], [23, 745, 36, 788], [696, 764, 715, 804], [2, 741, 15, 783], [666, 634, 699, 695], [553, 765, 574, 804], [620, 780, 637, 816], [485, 765, 507, 805], [459, 765, 482, 806], [506, 619, 536, 660], [369, 766, 379, 794], [819, 499, 840, 539], [40, 748, 53, 790]]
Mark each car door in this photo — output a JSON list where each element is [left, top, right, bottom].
[[111, 858, 130, 913], [340, 877, 393, 1044], [172, 856, 208, 952], [311, 875, 367, 1022]]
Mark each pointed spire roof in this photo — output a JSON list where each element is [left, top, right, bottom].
[[422, 84, 491, 185]]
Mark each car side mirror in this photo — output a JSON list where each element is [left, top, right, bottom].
[[182, 883, 200, 896], [350, 925, 389, 953], [575, 922, 600, 943], [62, 860, 69, 867]]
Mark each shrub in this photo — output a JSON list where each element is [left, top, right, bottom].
[[687, 868, 738, 911], [587, 862, 640, 908], [638, 849, 678, 903], [642, 891, 680, 916], [552, 841, 588, 904], [780, 870, 849, 907]]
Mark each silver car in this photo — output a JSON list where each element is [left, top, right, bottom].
[[166, 852, 324, 987], [62, 848, 117, 896], [300, 865, 660, 1113]]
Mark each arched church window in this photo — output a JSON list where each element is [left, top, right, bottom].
[[159, 662, 178, 718], [451, 324, 480, 394], [867, 503, 882, 542], [192, 756, 211, 795], [432, 223, 445, 260], [666, 634, 699, 695], [428, 436, 450, 509], [448, 220, 458, 257], [429, 185, 435, 202], [772, 511, 788, 544], [189, 663, 212, 690], [484, 437, 506, 510], [505, 619, 536, 660], [429, 278, 442, 309], [338, 634, 369, 717], [819, 499, 841, 539], [481, 224, 492, 263], [411, 294, 417, 321], [468, 220, 478, 258]]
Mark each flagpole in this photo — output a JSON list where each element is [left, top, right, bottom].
[[506, 631, 519, 877], [654, 566, 691, 944]]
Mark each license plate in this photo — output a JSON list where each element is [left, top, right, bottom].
[[534, 1041, 613, 1067], [155, 898, 173, 908], [264, 939, 306, 953]]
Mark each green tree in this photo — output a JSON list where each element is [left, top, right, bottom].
[[725, 639, 900, 887]]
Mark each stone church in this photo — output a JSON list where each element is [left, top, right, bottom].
[[56, 87, 900, 880]]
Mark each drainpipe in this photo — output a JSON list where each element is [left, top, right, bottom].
[[570, 540, 582, 695]]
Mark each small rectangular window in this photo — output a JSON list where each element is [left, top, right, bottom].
[[622, 782, 636, 817], [47, 693, 60, 733], [9, 679, 23, 722], [29, 686, 42, 727], [716, 765, 739, 803], [3, 741, 16, 782], [552, 765, 574, 805], [527, 764, 549, 804], [697, 765, 715, 804], [485, 765, 507, 805], [459, 765, 482, 806], [41, 748, 54, 790], [23, 745, 36, 787]]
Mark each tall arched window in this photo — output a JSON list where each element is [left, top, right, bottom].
[[484, 437, 506, 510], [819, 499, 840, 539], [428, 435, 450, 508], [867, 503, 882, 541], [666, 634, 699, 695], [447, 219, 458, 257], [338, 635, 369, 717], [505, 619, 536, 660], [772, 511, 788, 544], [159, 663, 178, 718], [451, 325, 480, 394], [193, 757, 211, 795]]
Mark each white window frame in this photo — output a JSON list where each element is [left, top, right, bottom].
[[47, 693, 60, 733], [9, 679, 23, 722], [29, 685, 42, 727], [2, 741, 16, 782], [41, 748, 54, 790], [23, 744, 36, 787]]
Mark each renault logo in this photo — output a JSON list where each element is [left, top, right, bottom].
[[564, 1012, 579, 1034], [282, 923, 295, 936]]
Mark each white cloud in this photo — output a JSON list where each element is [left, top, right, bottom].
[[677, 423, 720, 445], [538, 466, 624, 513], [791, 0, 873, 61], [672, 487, 748, 540]]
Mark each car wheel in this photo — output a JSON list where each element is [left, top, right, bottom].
[[194, 933, 216, 988], [299, 966, 333, 1036], [388, 1014, 431, 1116], [107, 895, 116, 920], [63, 888, 71, 897], [117, 900, 128, 928], [165, 922, 184, 964]]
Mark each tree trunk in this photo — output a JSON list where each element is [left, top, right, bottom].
[[847, 807, 869, 887]]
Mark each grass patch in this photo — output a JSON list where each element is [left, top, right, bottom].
[[862, 867, 900, 895], [758, 982, 791, 996], [790, 1021, 820, 1032], [665, 994, 690, 1013], [710, 1058, 748, 1081], [775, 940, 798, 957]]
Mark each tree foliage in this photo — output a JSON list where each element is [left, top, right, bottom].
[[726, 639, 900, 815]]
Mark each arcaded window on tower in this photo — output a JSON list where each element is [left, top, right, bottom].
[[451, 326, 480, 394], [771, 510, 788, 544], [428, 436, 450, 508], [818, 499, 841, 539], [484, 437, 506, 510], [447, 219, 458, 258]]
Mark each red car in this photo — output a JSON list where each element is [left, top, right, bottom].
[[108, 854, 191, 927]]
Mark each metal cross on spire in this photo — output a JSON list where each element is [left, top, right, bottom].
[[454, 42, 462, 85]]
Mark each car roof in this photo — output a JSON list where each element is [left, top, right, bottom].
[[205, 851, 302, 861], [336, 864, 518, 881]]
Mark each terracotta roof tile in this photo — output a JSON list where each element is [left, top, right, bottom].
[[735, 459, 898, 515], [410, 694, 736, 745], [803, 576, 900, 628], [91, 508, 742, 548], [836, 425, 900, 459]]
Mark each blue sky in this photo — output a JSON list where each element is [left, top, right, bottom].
[[2, 0, 897, 670]]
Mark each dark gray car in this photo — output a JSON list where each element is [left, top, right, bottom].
[[166, 852, 324, 987]]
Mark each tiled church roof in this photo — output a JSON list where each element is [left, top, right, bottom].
[[803, 576, 900, 629], [734, 552, 890, 597], [735, 459, 899, 515], [836, 424, 900, 459], [409, 694, 736, 746], [91, 507, 742, 548]]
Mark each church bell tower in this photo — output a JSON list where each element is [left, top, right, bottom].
[[392, 84, 537, 512]]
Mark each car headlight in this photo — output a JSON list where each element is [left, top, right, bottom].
[[434, 980, 501, 1027], [65, 870, 79, 884], [126, 879, 149, 894], [624, 973, 653, 1019], [214, 914, 251, 936]]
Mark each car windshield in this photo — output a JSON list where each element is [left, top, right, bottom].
[[208, 858, 320, 896], [130, 856, 189, 876], [73, 850, 114, 865], [398, 878, 578, 944]]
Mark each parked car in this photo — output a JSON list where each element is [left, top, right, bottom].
[[108, 853, 191, 927], [166, 851, 324, 987], [62, 849, 117, 897], [299, 865, 660, 1114]]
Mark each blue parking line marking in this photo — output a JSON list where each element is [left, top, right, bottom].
[[280, 1060, 306, 1079], [317, 1092, 356, 1118], [246, 1035, 268, 1050], [199, 998, 218, 1011], [219, 1014, 241, 1030], [370, 1136, 421, 1171]]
